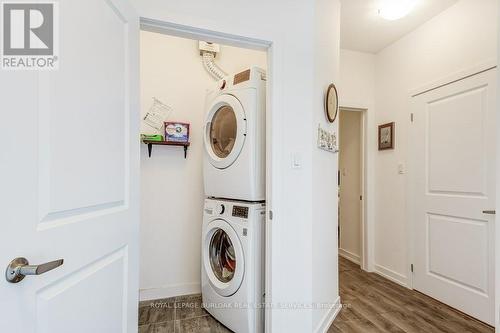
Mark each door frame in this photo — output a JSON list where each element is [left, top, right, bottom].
[[139, 18, 275, 331], [338, 106, 374, 272], [407, 61, 497, 300]]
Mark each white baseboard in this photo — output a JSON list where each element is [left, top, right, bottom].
[[339, 248, 361, 265], [374, 264, 409, 288], [139, 282, 201, 301], [314, 296, 341, 333]]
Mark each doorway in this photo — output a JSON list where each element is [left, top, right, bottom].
[[137, 20, 272, 332], [338, 108, 365, 267]]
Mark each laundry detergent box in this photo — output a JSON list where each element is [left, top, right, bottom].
[[164, 122, 190, 142]]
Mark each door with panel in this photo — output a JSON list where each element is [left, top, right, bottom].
[[411, 68, 496, 325], [0, 0, 139, 332]]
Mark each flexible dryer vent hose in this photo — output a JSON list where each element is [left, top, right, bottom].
[[202, 51, 227, 81]]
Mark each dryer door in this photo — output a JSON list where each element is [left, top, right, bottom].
[[204, 94, 247, 169], [203, 219, 245, 296]]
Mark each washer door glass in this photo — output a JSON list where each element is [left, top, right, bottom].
[[210, 106, 237, 159], [209, 228, 236, 283]]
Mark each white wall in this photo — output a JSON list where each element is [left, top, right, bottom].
[[312, 0, 341, 331], [131, 1, 342, 331], [139, 31, 267, 300], [338, 49, 375, 108], [339, 110, 362, 264], [340, 0, 498, 286]]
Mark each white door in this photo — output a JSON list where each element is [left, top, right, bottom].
[[411, 68, 496, 325], [0, 1, 139, 332]]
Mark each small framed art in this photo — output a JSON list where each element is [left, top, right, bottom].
[[378, 122, 394, 150], [164, 122, 190, 143]]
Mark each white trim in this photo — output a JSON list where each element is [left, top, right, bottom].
[[339, 248, 361, 265], [339, 99, 370, 111], [140, 18, 271, 51], [264, 43, 276, 333], [374, 264, 409, 288], [314, 296, 342, 333], [406, 97, 416, 289], [409, 59, 497, 97], [139, 283, 201, 301]]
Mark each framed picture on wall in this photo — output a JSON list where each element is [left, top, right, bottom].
[[378, 122, 394, 150]]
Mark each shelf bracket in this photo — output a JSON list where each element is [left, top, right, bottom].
[[143, 140, 189, 158], [147, 143, 153, 158]]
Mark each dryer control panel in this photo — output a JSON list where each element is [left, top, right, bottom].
[[232, 206, 249, 219]]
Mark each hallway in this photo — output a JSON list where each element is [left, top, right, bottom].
[[329, 258, 494, 333]]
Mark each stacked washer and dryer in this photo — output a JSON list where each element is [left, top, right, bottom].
[[202, 67, 267, 333]]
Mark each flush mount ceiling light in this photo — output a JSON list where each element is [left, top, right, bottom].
[[378, 0, 418, 20]]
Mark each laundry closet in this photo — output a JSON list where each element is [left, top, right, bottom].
[[139, 29, 268, 332]]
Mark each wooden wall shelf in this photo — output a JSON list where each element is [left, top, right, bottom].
[[143, 140, 190, 159]]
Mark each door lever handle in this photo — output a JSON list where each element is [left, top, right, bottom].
[[482, 210, 496, 215], [5, 257, 64, 283]]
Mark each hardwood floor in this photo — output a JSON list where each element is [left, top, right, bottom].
[[139, 258, 493, 332], [329, 257, 494, 333], [138, 294, 231, 333]]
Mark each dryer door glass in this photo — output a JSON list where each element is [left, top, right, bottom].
[[209, 228, 236, 283], [210, 105, 237, 158]]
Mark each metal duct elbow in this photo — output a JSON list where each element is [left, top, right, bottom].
[[202, 51, 227, 81]]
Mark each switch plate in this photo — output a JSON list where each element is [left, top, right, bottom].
[[291, 153, 302, 169], [398, 163, 405, 174]]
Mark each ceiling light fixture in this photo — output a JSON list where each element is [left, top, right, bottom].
[[378, 0, 418, 21]]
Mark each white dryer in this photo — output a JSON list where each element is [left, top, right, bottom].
[[203, 67, 266, 201], [201, 198, 265, 333]]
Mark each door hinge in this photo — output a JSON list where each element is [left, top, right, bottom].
[[410, 113, 414, 122], [411, 264, 414, 273], [269, 210, 273, 220], [360, 195, 363, 200]]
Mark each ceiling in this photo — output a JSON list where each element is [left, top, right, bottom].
[[340, 0, 458, 53]]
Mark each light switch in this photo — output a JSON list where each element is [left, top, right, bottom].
[[398, 163, 405, 174], [292, 153, 302, 169]]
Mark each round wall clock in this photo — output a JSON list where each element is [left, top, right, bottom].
[[325, 83, 339, 123]]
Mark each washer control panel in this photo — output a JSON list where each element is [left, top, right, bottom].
[[232, 206, 249, 219]]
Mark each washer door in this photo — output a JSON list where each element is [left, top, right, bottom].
[[204, 94, 246, 169], [203, 219, 244, 296]]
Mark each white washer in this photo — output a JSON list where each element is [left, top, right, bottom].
[[201, 198, 265, 333], [203, 67, 266, 201]]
